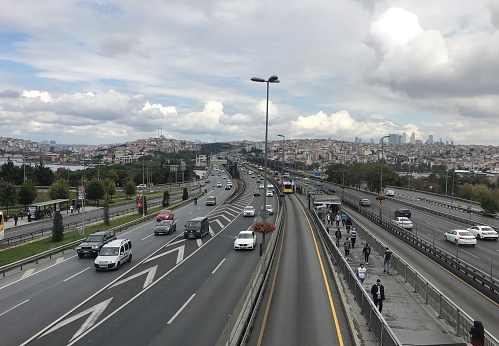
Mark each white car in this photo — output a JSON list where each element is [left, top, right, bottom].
[[234, 231, 257, 250], [466, 225, 498, 240], [243, 206, 255, 217], [444, 230, 476, 246], [259, 184, 265, 189], [386, 190, 395, 196], [266, 191, 273, 197], [94, 239, 132, 271], [392, 217, 413, 230], [266, 204, 274, 215], [217, 182, 222, 187]]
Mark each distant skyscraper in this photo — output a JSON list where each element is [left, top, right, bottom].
[[388, 134, 399, 144], [50, 140, 56, 145], [370, 139, 374, 143], [415, 139, 423, 144], [402, 132, 407, 144], [428, 135, 433, 145], [410, 132, 416, 144]]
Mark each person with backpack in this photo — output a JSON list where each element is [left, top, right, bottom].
[[343, 237, 351, 259], [350, 228, 357, 248], [345, 217, 352, 232]]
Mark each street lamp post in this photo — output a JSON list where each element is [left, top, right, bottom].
[[380, 136, 390, 194], [251, 75, 280, 255], [278, 134, 285, 194], [445, 169, 449, 196]]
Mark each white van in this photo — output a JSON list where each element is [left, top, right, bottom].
[[94, 239, 132, 271]]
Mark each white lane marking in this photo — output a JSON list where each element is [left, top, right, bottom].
[[0, 299, 30, 317], [461, 250, 480, 259], [39, 298, 113, 343], [215, 219, 224, 228], [209, 226, 215, 237], [109, 266, 158, 289], [141, 233, 154, 241], [196, 238, 203, 247], [221, 214, 231, 223], [145, 246, 185, 265], [21, 269, 35, 279], [212, 258, 226, 274], [166, 239, 187, 247], [55, 257, 65, 264], [167, 294, 196, 324], [64, 268, 90, 282]]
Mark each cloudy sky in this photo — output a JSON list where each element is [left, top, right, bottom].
[[1, 0, 499, 145]]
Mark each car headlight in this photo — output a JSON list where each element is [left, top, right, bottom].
[[94, 259, 98, 264], [93, 245, 99, 249]]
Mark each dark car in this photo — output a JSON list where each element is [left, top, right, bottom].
[[225, 185, 232, 190], [359, 198, 371, 207], [155, 220, 176, 235], [254, 190, 260, 196], [394, 209, 411, 218], [76, 230, 116, 258]]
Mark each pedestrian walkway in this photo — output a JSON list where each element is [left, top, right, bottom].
[[329, 223, 461, 345]]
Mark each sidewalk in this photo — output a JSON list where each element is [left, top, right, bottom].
[[327, 222, 463, 345]]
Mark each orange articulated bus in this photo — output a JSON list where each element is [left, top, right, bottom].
[[0, 211, 4, 240]]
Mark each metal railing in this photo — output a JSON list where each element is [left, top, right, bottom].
[[310, 208, 401, 346], [340, 205, 499, 346]]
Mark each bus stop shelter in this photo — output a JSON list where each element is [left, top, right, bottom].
[[312, 194, 341, 214], [28, 199, 69, 220]]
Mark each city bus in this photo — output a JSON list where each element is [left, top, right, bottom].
[[283, 181, 295, 194], [0, 211, 4, 240]]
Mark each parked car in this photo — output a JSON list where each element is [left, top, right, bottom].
[[386, 190, 395, 196], [359, 199, 371, 207], [444, 230, 476, 246], [94, 239, 132, 271], [234, 230, 257, 250], [466, 225, 498, 240], [157, 209, 174, 222], [266, 204, 274, 215], [243, 206, 255, 217], [155, 220, 176, 235], [77, 230, 116, 258], [394, 209, 411, 218], [392, 217, 413, 230]]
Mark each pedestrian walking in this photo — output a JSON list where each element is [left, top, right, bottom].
[[358, 263, 367, 284], [345, 217, 352, 232], [469, 321, 485, 346], [27, 212, 32, 222], [383, 247, 392, 274], [362, 243, 371, 264], [341, 212, 346, 226], [327, 213, 331, 225], [76, 204, 81, 213], [335, 228, 342, 247], [350, 228, 357, 248], [14, 214, 18, 226], [70, 205, 74, 213], [343, 238, 351, 259], [335, 214, 341, 227], [371, 279, 385, 312]]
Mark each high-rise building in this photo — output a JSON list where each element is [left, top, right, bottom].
[[402, 132, 407, 144], [388, 134, 399, 144], [410, 132, 416, 144], [428, 135, 433, 145]]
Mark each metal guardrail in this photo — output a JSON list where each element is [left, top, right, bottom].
[[388, 185, 482, 207], [340, 204, 499, 346], [342, 196, 499, 295], [309, 207, 401, 345], [0, 188, 201, 249], [0, 193, 202, 277]]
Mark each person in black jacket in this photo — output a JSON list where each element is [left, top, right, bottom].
[[371, 279, 385, 312], [469, 320, 484, 346]]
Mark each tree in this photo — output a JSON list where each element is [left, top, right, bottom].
[[52, 211, 64, 242], [103, 198, 110, 226], [18, 180, 38, 207], [123, 178, 136, 199], [162, 190, 170, 207], [182, 187, 188, 201], [0, 160, 23, 184], [102, 178, 117, 201], [85, 179, 105, 205], [48, 179, 70, 200], [34, 161, 55, 186], [481, 195, 497, 214], [0, 181, 19, 214]]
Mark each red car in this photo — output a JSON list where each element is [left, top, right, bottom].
[[157, 210, 174, 221]]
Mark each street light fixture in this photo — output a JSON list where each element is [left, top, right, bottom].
[[380, 135, 390, 194], [251, 75, 280, 255], [278, 134, 285, 194]]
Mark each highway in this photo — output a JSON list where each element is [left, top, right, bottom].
[[0, 170, 278, 345], [248, 192, 352, 346]]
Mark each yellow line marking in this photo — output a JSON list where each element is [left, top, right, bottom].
[[293, 194, 344, 346], [347, 206, 499, 307]]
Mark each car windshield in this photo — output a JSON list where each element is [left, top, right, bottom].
[[86, 234, 104, 242], [266, 205, 272, 209], [100, 247, 119, 256], [160, 210, 171, 215], [158, 220, 173, 226], [244, 207, 254, 211], [238, 233, 252, 239], [186, 221, 201, 227]]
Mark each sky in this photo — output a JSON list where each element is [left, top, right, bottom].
[[1, 0, 499, 146]]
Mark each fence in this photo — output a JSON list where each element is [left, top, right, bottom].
[[340, 200, 499, 346]]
